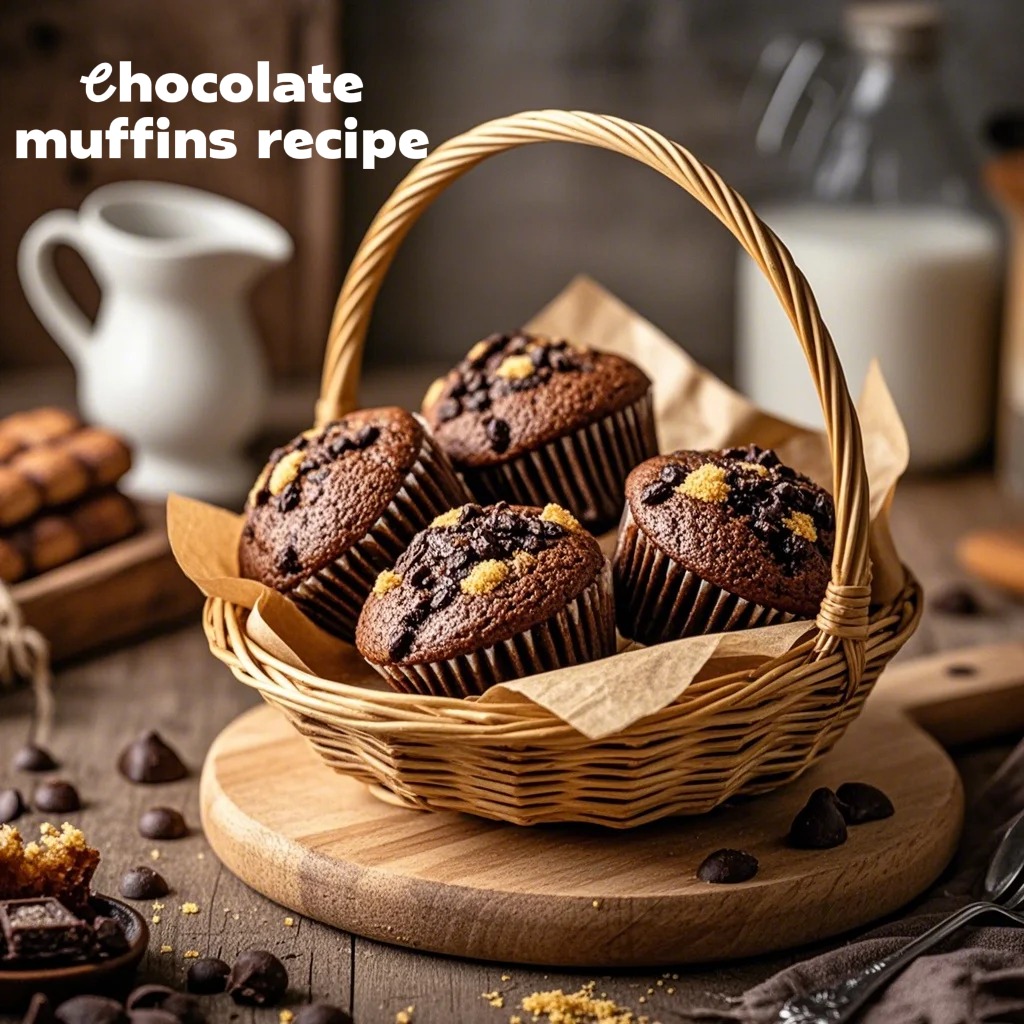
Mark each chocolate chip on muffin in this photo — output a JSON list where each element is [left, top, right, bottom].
[[356, 502, 615, 697], [422, 332, 657, 533], [614, 444, 835, 644], [239, 407, 470, 643]]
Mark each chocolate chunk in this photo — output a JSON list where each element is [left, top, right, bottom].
[[789, 788, 848, 849], [388, 630, 414, 662], [126, 987, 176, 1012], [470, 531, 504, 559], [697, 848, 759, 884], [640, 480, 673, 506], [279, 545, 302, 577], [355, 425, 380, 448], [187, 956, 231, 994], [0, 787, 26, 823], [23, 994, 55, 1024], [277, 482, 301, 513], [55, 997, 128, 1024], [138, 807, 188, 840], [932, 584, 982, 616], [328, 435, 353, 457], [227, 949, 289, 1006], [836, 782, 895, 824], [659, 463, 687, 486], [118, 731, 187, 784], [0, 898, 93, 963], [13, 743, 59, 772], [118, 866, 169, 900], [93, 915, 129, 956], [463, 390, 491, 412], [463, 370, 485, 392], [486, 418, 511, 453], [33, 779, 81, 813], [429, 581, 458, 612], [294, 1006, 354, 1024], [408, 564, 433, 588], [435, 398, 461, 423]]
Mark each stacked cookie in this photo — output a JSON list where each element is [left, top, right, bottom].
[[240, 332, 835, 698], [0, 408, 137, 583]]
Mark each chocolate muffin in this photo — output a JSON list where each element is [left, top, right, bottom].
[[614, 445, 835, 644], [421, 331, 657, 534], [239, 407, 471, 643], [355, 502, 615, 697]]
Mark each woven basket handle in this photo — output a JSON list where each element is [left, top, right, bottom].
[[317, 109, 872, 679]]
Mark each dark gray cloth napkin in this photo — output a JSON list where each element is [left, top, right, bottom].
[[693, 739, 1024, 1023]]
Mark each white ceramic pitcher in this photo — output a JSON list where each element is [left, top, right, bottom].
[[18, 182, 293, 504]]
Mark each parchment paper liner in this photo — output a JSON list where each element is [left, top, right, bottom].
[[614, 505, 795, 643], [460, 390, 657, 533], [169, 276, 910, 742], [290, 429, 469, 641], [368, 563, 615, 698]]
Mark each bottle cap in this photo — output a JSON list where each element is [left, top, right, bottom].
[[844, 1, 943, 63]]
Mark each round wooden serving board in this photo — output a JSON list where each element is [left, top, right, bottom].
[[201, 643, 1024, 967]]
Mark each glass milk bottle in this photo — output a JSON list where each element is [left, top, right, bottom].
[[737, 1, 1001, 470]]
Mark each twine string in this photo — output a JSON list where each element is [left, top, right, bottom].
[[0, 580, 54, 745]]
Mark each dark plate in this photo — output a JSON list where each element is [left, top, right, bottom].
[[0, 895, 149, 1013]]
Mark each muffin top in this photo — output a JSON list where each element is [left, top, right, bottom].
[[421, 331, 651, 467], [623, 445, 835, 616], [239, 407, 423, 591], [356, 502, 606, 666]]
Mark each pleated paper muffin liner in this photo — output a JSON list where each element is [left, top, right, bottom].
[[614, 506, 797, 645], [290, 429, 471, 642], [373, 563, 616, 699], [460, 390, 657, 534]]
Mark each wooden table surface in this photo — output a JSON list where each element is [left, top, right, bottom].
[[1, 371, 1023, 1023]]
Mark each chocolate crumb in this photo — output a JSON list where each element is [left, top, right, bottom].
[[697, 848, 759, 884], [33, 779, 81, 813], [836, 782, 895, 824], [12, 743, 59, 772], [119, 866, 169, 900], [789, 788, 848, 849]]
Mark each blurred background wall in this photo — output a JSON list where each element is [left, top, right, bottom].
[[2, 0, 1022, 383]]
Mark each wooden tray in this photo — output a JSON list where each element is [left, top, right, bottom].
[[12, 502, 203, 662], [200, 643, 1024, 967]]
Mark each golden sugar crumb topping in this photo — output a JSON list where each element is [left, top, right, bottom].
[[460, 559, 509, 595], [676, 463, 730, 503], [466, 338, 494, 364], [511, 550, 537, 576], [268, 450, 306, 496], [734, 462, 770, 478], [783, 510, 818, 543], [494, 354, 536, 381], [373, 569, 403, 596], [247, 464, 272, 507], [430, 507, 465, 528], [422, 376, 447, 412], [540, 503, 581, 532]]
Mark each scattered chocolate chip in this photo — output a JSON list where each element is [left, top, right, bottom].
[[789, 788, 848, 849], [126, 987, 175, 1012], [697, 848, 759, 884], [138, 806, 188, 840], [0, 787, 26, 823], [836, 782, 895, 824], [932, 585, 982, 616], [947, 663, 977, 677], [294, 1006, 353, 1024], [23, 993, 55, 1024], [55, 996, 128, 1024], [13, 743, 59, 772], [118, 866, 169, 900], [227, 949, 289, 1006], [187, 956, 231, 995], [118, 731, 187, 784], [436, 398, 461, 423], [277, 482, 301, 513], [33, 779, 81, 813], [388, 630, 415, 662], [486, 418, 511, 453], [640, 480, 673, 506]]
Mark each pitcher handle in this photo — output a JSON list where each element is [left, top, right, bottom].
[[18, 211, 96, 367]]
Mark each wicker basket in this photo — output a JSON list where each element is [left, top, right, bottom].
[[202, 110, 921, 828]]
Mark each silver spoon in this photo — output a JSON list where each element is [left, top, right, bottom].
[[778, 808, 1024, 1024]]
